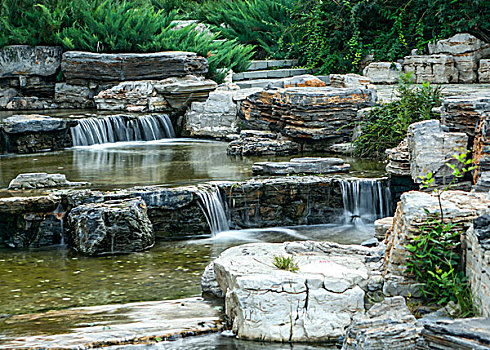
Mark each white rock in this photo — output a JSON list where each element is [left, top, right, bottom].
[[363, 62, 402, 84]]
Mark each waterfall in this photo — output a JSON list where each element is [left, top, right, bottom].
[[196, 186, 230, 236], [339, 178, 392, 226], [71, 114, 175, 146]]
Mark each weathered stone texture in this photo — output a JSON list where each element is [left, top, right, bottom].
[[94, 75, 217, 113], [252, 157, 350, 175], [66, 198, 155, 255], [0, 45, 62, 78], [374, 216, 393, 241], [227, 130, 300, 156], [61, 51, 208, 82], [211, 241, 385, 342], [329, 73, 371, 88], [478, 59, 490, 83], [54, 83, 97, 109], [465, 215, 490, 317], [407, 120, 468, 184], [472, 112, 490, 191], [8, 173, 88, 190], [264, 74, 326, 89], [441, 93, 490, 138], [384, 190, 490, 297], [239, 87, 377, 146], [386, 138, 410, 177], [403, 55, 458, 83], [363, 62, 402, 84]]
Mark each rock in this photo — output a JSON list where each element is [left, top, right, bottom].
[[264, 74, 327, 89], [0, 195, 61, 214], [239, 87, 377, 146], [0, 87, 18, 108], [403, 55, 458, 83], [1, 114, 69, 133], [420, 318, 490, 349], [472, 111, 490, 190], [252, 157, 350, 175], [441, 92, 490, 138], [61, 51, 208, 82], [360, 238, 379, 247], [363, 62, 402, 84], [465, 215, 490, 317], [94, 75, 217, 112], [54, 83, 96, 108], [328, 142, 355, 155], [330, 73, 371, 88], [171, 20, 212, 35], [8, 173, 89, 190], [66, 198, 155, 255], [212, 240, 385, 342], [407, 120, 468, 184], [384, 190, 490, 297], [227, 130, 300, 156], [201, 262, 224, 298], [342, 296, 422, 350], [475, 172, 490, 192], [478, 59, 490, 83], [374, 216, 393, 241], [386, 138, 411, 177], [5, 96, 54, 110], [0, 45, 63, 78]]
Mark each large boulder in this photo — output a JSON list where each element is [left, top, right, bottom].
[[407, 120, 468, 184], [61, 51, 208, 82], [227, 130, 300, 156], [0, 45, 63, 78], [329, 74, 371, 88], [403, 55, 458, 84], [1, 114, 70, 134], [363, 62, 402, 84], [66, 198, 155, 255], [211, 241, 385, 342]]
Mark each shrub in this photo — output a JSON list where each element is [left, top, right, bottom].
[[354, 73, 442, 159], [273, 255, 299, 272]]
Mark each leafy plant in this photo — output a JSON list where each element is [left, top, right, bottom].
[[354, 73, 442, 159], [273, 255, 299, 272], [405, 151, 478, 317]]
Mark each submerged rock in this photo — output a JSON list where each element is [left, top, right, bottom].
[[66, 198, 154, 255], [8, 173, 89, 190], [252, 157, 350, 175]]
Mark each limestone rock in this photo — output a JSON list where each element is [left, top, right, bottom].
[[201, 262, 224, 298], [5, 96, 54, 110], [264, 74, 327, 89], [328, 142, 355, 155], [465, 215, 490, 317], [420, 318, 490, 349], [374, 216, 393, 241], [171, 20, 212, 35], [330, 74, 371, 88], [8, 173, 89, 190], [342, 297, 422, 350], [478, 59, 490, 83], [403, 55, 458, 83], [239, 87, 377, 146], [66, 198, 155, 255], [61, 51, 208, 82], [252, 157, 350, 175], [94, 75, 217, 112], [441, 92, 490, 138], [472, 111, 490, 190], [0, 87, 18, 108], [212, 241, 385, 342], [386, 138, 410, 177], [54, 83, 96, 108], [407, 120, 468, 184], [227, 130, 300, 156], [0, 195, 61, 214], [0, 45, 62, 78], [363, 62, 402, 84], [1, 114, 70, 133]]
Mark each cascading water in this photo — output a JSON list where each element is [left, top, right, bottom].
[[71, 114, 175, 146], [339, 178, 392, 226], [196, 186, 230, 236]]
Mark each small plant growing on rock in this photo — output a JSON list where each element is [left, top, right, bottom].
[[405, 150, 478, 317], [273, 255, 299, 272]]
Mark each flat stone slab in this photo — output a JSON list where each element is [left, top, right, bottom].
[[61, 51, 208, 81], [0, 195, 60, 214], [252, 157, 350, 175], [8, 173, 89, 190], [0, 298, 223, 349], [0, 45, 62, 78], [1, 114, 71, 133]]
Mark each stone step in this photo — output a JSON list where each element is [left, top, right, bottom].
[[247, 59, 299, 71], [233, 68, 309, 82], [235, 75, 329, 89]]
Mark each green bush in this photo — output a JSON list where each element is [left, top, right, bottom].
[[273, 255, 299, 272], [0, 0, 254, 82], [354, 74, 442, 159]]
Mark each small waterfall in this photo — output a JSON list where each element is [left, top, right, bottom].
[[340, 178, 392, 226], [53, 203, 66, 246], [71, 114, 175, 146], [196, 186, 230, 236]]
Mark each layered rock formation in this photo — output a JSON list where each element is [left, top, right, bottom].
[[238, 86, 377, 148], [441, 93, 490, 138], [252, 157, 350, 175], [66, 198, 155, 255], [420, 318, 490, 349], [210, 241, 385, 342], [386, 138, 410, 177], [329, 74, 371, 88], [8, 173, 89, 190], [472, 111, 490, 191], [479, 59, 490, 83], [403, 54, 458, 83], [363, 62, 402, 84], [407, 120, 468, 184], [227, 130, 301, 156]]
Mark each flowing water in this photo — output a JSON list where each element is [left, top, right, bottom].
[[196, 186, 230, 235]]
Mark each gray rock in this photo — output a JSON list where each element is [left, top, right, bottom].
[[342, 297, 422, 350], [428, 33, 489, 55], [5, 96, 54, 110], [374, 216, 393, 241], [171, 20, 212, 35], [363, 62, 402, 84], [62, 51, 208, 82], [386, 138, 410, 176], [227, 130, 300, 156], [54, 83, 96, 108], [252, 157, 350, 175], [264, 74, 327, 89], [8, 173, 89, 190], [66, 198, 155, 255], [407, 120, 468, 184], [201, 262, 224, 298], [478, 59, 490, 83], [360, 237, 379, 247], [0, 45, 62, 78], [328, 142, 355, 155], [330, 73, 371, 88], [0, 87, 18, 108], [1, 114, 70, 133], [403, 55, 458, 84]]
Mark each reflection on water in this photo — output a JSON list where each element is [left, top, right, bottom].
[[0, 224, 373, 316], [0, 139, 386, 189]]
